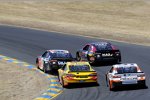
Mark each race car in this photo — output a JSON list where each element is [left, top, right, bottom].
[[76, 42, 121, 64], [58, 61, 98, 87], [36, 49, 73, 73], [106, 63, 146, 90]]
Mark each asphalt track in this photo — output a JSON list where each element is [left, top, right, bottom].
[[0, 25, 150, 100]]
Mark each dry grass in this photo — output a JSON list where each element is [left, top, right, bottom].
[[0, 0, 150, 45], [0, 60, 49, 100]]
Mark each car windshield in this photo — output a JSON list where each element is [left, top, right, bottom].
[[69, 65, 90, 72], [51, 52, 72, 58], [94, 43, 112, 50], [117, 67, 137, 74]]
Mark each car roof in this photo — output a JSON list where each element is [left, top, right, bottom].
[[66, 61, 90, 66], [47, 49, 69, 53], [113, 63, 138, 68]]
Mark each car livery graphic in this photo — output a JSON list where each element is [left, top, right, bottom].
[[58, 61, 98, 87], [76, 42, 121, 64], [106, 63, 146, 90], [36, 49, 73, 73]]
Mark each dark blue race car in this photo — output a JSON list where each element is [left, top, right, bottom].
[[36, 49, 73, 73]]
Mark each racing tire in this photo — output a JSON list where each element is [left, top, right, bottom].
[[43, 63, 50, 73], [76, 53, 81, 61], [109, 81, 115, 91], [36, 59, 40, 69], [139, 80, 146, 88], [115, 58, 121, 64], [87, 56, 95, 65], [43, 66, 48, 73], [61, 77, 68, 88]]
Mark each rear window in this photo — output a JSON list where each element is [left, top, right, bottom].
[[69, 65, 90, 72], [117, 67, 137, 74], [94, 43, 112, 50], [51, 52, 72, 58]]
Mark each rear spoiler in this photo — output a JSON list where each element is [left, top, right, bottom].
[[68, 71, 96, 73]]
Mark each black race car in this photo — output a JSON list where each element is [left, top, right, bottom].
[[76, 42, 121, 64], [36, 49, 73, 73]]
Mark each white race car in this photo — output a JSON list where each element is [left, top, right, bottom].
[[106, 63, 146, 90]]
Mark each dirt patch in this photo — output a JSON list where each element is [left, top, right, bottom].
[[0, 60, 49, 100], [0, 0, 150, 46]]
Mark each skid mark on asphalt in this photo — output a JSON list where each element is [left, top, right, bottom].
[[0, 54, 63, 100]]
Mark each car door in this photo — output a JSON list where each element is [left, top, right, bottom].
[[80, 45, 90, 60]]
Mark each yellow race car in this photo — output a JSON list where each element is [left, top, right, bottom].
[[58, 61, 98, 87]]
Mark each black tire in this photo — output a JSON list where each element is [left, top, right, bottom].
[[43, 66, 47, 73], [87, 56, 95, 64], [76, 53, 81, 61], [139, 80, 146, 88], [36, 59, 40, 69], [61, 77, 65, 87], [43, 63, 51, 73], [61, 77, 68, 88], [115, 58, 121, 64], [109, 81, 115, 91]]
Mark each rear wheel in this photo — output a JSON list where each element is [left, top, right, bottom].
[[109, 81, 115, 91], [76, 53, 81, 61], [139, 80, 146, 88], [61, 77, 68, 88], [115, 58, 121, 64], [43, 63, 51, 73], [88, 56, 95, 65]]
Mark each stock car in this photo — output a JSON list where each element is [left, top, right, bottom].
[[76, 42, 121, 64], [36, 50, 73, 73], [106, 63, 146, 90], [58, 61, 98, 87]]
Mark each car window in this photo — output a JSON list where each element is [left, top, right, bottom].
[[94, 43, 112, 50], [42, 52, 47, 57], [62, 64, 66, 70], [83, 45, 90, 51], [51, 52, 72, 59], [117, 67, 137, 74], [69, 65, 90, 72], [42, 51, 50, 58], [109, 67, 113, 73]]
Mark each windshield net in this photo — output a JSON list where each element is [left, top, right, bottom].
[[69, 65, 90, 72]]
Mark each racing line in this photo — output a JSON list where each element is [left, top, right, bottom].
[[0, 25, 150, 100]]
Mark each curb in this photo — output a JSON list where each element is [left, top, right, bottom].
[[0, 54, 63, 100]]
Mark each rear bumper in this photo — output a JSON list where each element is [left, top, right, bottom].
[[112, 80, 146, 87], [94, 56, 121, 62], [51, 64, 60, 70], [64, 79, 97, 84]]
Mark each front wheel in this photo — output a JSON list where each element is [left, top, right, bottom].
[[36, 59, 40, 69]]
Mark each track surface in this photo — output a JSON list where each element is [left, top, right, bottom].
[[0, 25, 150, 100]]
